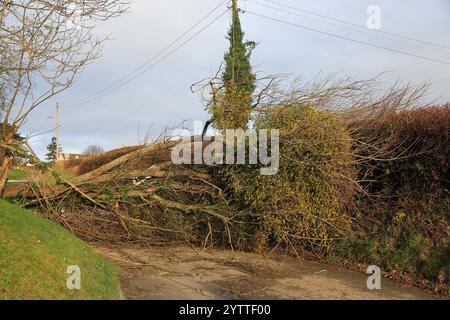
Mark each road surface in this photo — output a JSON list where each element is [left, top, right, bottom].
[[95, 245, 441, 300]]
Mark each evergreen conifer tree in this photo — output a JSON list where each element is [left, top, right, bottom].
[[223, 0, 256, 97], [46, 137, 62, 163], [208, 0, 256, 130]]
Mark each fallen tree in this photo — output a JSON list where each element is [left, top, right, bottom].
[[16, 75, 447, 275], [20, 140, 244, 247]]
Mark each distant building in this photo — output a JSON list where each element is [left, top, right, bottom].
[[57, 153, 84, 161]]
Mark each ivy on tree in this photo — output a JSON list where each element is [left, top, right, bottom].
[[223, 3, 256, 97], [211, 1, 256, 130]]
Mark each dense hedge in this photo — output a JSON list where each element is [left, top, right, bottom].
[[337, 105, 449, 294], [356, 105, 449, 197], [77, 146, 144, 175]]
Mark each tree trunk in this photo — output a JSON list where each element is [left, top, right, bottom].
[[0, 154, 12, 197], [0, 127, 17, 198]]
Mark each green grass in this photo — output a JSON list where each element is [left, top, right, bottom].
[[0, 199, 122, 300], [7, 169, 30, 181]]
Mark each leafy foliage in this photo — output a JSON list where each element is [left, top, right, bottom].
[[209, 83, 253, 130], [223, 104, 355, 253]]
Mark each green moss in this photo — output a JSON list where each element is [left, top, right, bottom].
[[0, 199, 122, 300]]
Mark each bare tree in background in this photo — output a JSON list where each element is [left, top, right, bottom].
[[0, 0, 129, 196], [83, 144, 104, 156]]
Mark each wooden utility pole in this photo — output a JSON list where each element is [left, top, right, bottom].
[[231, 0, 238, 82], [56, 103, 60, 161]]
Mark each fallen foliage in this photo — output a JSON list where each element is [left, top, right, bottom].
[[17, 75, 448, 294], [22, 141, 242, 248]]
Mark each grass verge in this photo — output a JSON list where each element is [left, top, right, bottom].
[[0, 199, 122, 300], [7, 169, 30, 181]]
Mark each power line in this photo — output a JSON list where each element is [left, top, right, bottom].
[[71, 9, 228, 106], [66, 0, 229, 107], [247, 0, 450, 55], [26, 101, 58, 139], [244, 10, 450, 66], [257, 0, 450, 51]]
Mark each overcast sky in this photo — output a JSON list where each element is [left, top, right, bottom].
[[23, 0, 450, 158]]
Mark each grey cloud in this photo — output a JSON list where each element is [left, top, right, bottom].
[[22, 0, 450, 158]]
